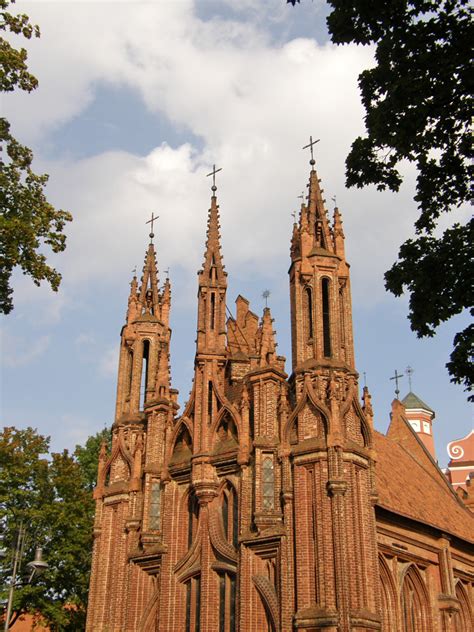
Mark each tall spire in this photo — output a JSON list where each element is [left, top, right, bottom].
[[138, 242, 160, 317], [196, 171, 227, 354]]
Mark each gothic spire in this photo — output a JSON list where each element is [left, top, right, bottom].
[[199, 192, 227, 288], [138, 242, 160, 317]]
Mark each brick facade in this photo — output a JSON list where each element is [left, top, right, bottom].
[[86, 162, 473, 631]]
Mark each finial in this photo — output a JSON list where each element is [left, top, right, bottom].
[[164, 267, 170, 279], [302, 135, 320, 168], [406, 365, 414, 390], [363, 371, 367, 387], [389, 369, 404, 399], [331, 195, 337, 208], [132, 266, 137, 277], [262, 289, 271, 308], [291, 210, 297, 223], [146, 212, 159, 242], [206, 164, 222, 194]]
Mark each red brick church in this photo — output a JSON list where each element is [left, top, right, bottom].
[[86, 159, 473, 631]]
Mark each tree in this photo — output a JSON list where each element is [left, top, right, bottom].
[[0, 0, 72, 315], [324, 0, 473, 398], [0, 426, 109, 630]]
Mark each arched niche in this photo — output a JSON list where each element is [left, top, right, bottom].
[[400, 564, 431, 632], [170, 425, 193, 466]]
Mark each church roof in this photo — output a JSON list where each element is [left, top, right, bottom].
[[401, 391, 434, 413], [374, 430, 474, 543]]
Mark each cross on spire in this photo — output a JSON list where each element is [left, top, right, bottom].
[[406, 365, 414, 391], [146, 212, 159, 241], [262, 289, 271, 308], [302, 136, 320, 166], [389, 369, 404, 399], [331, 195, 337, 207], [206, 164, 222, 194]]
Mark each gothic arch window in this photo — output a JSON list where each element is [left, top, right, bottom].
[[400, 565, 430, 632], [454, 580, 472, 632], [185, 574, 201, 632], [218, 571, 236, 632], [140, 339, 151, 409], [187, 491, 200, 549], [221, 483, 238, 548], [321, 278, 331, 357], [262, 455, 275, 510], [126, 347, 133, 399], [304, 286, 314, 340]]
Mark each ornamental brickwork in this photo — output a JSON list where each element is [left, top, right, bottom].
[[86, 162, 473, 632]]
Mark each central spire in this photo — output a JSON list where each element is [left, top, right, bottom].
[[196, 167, 227, 355]]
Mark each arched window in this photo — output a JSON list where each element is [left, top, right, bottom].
[[140, 340, 150, 409], [218, 571, 236, 632], [305, 287, 314, 340], [185, 575, 201, 632], [188, 492, 200, 549], [401, 566, 429, 632], [321, 278, 331, 357], [221, 484, 238, 548], [262, 456, 275, 510], [454, 581, 472, 632]]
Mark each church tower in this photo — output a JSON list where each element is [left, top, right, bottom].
[[286, 151, 380, 631], [86, 157, 383, 632]]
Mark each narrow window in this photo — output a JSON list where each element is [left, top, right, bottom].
[[185, 575, 201, 632], [221, 485, 238, 548], [208, 381, 213, 423], [127, 350, 133, 398], [210, 293, 216, 330], [188, 493, 200, 549], [140, 340, 150, 409], [322, 279, 331, 357], [149, 480, 161, 530], [219, 572, 236, 632], [262, 456, 275, 510], [305, 287, 314, 339]]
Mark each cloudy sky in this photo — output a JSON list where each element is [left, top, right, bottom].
[[2, 0, 471, 466]]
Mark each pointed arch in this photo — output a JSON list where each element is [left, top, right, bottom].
[[103, 428, 133, 484], [454, 579, 473, 632], [213, 410, 239, 453], [283, 378, 330, 444], [253, 575, 279, 632], [138, 587, 160, 632], [379, 555, 397, 632], [175, 487, 202, 576], [169, 420, 193, 466], [400, 564, 431, 632], [321, 276, 332, 358]]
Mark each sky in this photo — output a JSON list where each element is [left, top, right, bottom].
[[1, 0, 472, 467]]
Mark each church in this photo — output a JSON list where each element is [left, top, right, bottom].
[[85, 158, 473, 632]]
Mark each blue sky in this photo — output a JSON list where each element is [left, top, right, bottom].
[[1, 0, 471, 466]]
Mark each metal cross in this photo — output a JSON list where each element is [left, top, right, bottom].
[[291, 210, 297, 222], [332, 195, 337, 207], [298, 191, 305, 202], [302, 136, 320, 162], [132, 266, 137, 277], [406, 365, 414, 391], [164, 267, 170, 278], [363, 371, 367, 387], [389, 369, 404, 399], [206, 164, 223, 192], [146, 212, 159, 239], [262, 289, 271, 308]]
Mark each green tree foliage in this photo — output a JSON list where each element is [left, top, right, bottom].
[[0, 0, 72, 315], [0, 426, 109, 630], [324, 0, 473, 398], [75, 427, 112, 492]]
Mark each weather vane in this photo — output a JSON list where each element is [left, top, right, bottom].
[[132, 266, 137, 277], [164, 267, 170, 278], [262, 289, 271, 308], [302, 136, 320, 166], [331, 195, 337, 207], [206, 164, 222, 194], [146, 212, 159, 241], [406, 365, 414, 391], [363, 371, 367, 388], [389, 369, 404, 399]]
